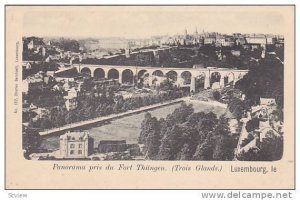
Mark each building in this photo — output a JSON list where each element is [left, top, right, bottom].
[[27, 39, 44, 50], [231, 50, 241, 56], [65, 87, 83, 99], [275, 36, 284, 47], [235, 37, 246, 46], [260, 98, 276, 106], [22, 76, 44, 94], [59, 131, 94, 159], [63, 84, 85, 110], [266, 35, 275, 45], [216, 35, 225, 47], [125, 48, 131, 58], [65, 96, 78, 111], [52, 83, 64, 92], [228, 118, 241, 135], [22, 62, 32, 70], [27, 40, 35, 50], [98, 140, 127, 153], [31, 107, 49, 122], [204, 37, 216, 45], [245, 36, 267, 46], [245, 36, 267, 58], [223, 37, 235, 47]]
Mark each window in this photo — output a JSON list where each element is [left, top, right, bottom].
[[70, 150, 74, 155], [70, 144, 75, 148], [78, 150, 82, 154], [78, 144, 83, 148]]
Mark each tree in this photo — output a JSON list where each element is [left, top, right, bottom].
[[139, 112, 152, 144], [176, 144, 192, 160], [187, 112, 206, 128], [245, 118, 260, 132], [235, 57, 284, 108], [211, 116, 235, 160], [157, 125, 184, 160], [259, 130, 283, 161], [227, 97, 247, 120], [58, 38, 81, 52], [193, 135, 214, 160], [23, 129, 41, 159], [65, 111, 77, 124], [237, 131, 283, 161], [236, 148, 260, 161], [40, 117, 53, 129], [166, 103, 194, 125], [212, 134, 235, 160], [196, 112, 218, 133], [144, 116, 161, 159], [213, 90, 221, 100]]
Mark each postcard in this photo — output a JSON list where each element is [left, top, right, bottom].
[[5, 5, 295, 189]]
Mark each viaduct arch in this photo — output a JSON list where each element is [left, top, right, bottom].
[[75, 64, 248, 92]]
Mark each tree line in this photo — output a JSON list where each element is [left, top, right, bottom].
[[235, 54, 284, 109], [139, 103, 238, 160]]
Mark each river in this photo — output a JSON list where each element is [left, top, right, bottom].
[[40, 100, 226, 150]]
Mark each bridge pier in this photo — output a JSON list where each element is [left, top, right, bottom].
[[147, 76, 152, 86], [190, 77, 196, 93], [220, 76, 225, 88], [204, 76, 210, 89], [118, 76, 122, 84], [233, 79, 237, 85]]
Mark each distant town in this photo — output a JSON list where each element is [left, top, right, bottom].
[[22, 28, 284, 161]]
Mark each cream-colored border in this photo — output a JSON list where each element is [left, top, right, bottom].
[[5, 6, 295, 189]]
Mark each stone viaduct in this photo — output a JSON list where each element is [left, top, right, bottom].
[[73, 64, 248, 91]]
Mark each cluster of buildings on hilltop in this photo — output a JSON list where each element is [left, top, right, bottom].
[[141, 28, 284, 48], [110, 29, 284, 61], [23, 29, 284, 65]]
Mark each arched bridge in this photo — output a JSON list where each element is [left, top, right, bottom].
[[74, 64, 248, 91]]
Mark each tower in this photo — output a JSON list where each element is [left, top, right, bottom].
[[184, 28, 188, 37], [125, 42, 131, 58]]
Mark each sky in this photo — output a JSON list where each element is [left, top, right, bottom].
[[22, 6, 287, 39]]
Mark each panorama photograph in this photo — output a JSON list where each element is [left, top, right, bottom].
[[22, 7, 284, 161]]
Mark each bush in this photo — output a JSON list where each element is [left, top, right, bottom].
[[213, 91, 221, 100]]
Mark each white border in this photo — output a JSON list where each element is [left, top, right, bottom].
[[0, 0, 298, 199]]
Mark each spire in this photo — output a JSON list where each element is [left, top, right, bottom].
[[184, 28, 188, 36]]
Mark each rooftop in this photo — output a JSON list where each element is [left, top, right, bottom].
[[60, 131, 89, 141]]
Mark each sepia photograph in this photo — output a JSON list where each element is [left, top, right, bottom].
[[21, 6, 284, 162], [5, 5, 295, 189]]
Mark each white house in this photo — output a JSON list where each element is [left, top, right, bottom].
[[59, 131, 94, 159]]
